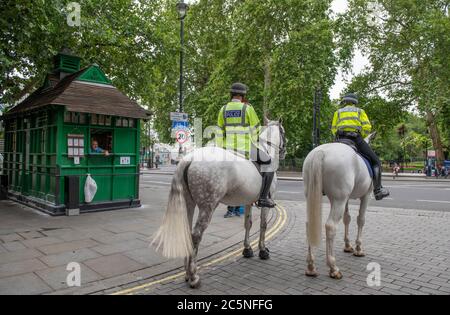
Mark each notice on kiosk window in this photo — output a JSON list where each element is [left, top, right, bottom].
[[120, 157, 131, 165]]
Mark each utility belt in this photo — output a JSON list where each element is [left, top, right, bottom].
[[336, 130, 361, 139]]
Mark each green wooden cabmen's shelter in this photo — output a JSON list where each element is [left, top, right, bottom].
[[0, 50, 149, 215]]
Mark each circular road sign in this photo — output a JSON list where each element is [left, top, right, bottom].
[[176, 130, 190, 144]]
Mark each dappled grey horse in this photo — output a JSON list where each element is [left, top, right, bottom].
[[152, 120, 286, 288], [303, 133, 376, 280]]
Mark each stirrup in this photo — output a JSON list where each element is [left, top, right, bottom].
[[256, 199, 276, 208]]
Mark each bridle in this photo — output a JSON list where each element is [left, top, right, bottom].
[[263, 123, 286, 158]]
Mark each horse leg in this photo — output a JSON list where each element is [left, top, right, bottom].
[[354, 194, 369, 257], [258, 207, 270, 260], [242, 205, 254, 258], [305, 222, 319, 277], [184, 194, 196, 282], [187, 205, 215, 289], [326, 199, 346, 280], [343, 202, 354, 253]]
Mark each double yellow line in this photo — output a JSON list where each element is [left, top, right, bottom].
[[112, 204, 287, 295]]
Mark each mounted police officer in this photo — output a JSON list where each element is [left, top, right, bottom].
[[217, 83, 276, 208], [332, 93, 390, 200]]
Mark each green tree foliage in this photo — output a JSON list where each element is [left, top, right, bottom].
[[1, 0, 166, 103], [371, 113, 431, 162], [337, 0, 450, 162], [0, 0, 341, 158], [181, 0, 338, 158]]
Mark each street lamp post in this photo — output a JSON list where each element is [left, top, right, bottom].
[[176, 1, 188, 157], [397, 124, 407, 172]]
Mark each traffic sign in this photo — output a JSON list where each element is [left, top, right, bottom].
[[170, 112, 189, 122], [171, 121, 189, 138], [172, 121, 189, 130], [176, 130, 190, 144]]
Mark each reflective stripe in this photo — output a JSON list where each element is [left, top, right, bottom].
[[338, 117, 360, 122], [225, 123, 250, 128], [338, 125, 362, 131], [226, 130, 250, 135], [241, 104, 247, 126], [223, 104, 229, 126]]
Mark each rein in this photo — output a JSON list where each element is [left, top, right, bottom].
[[260, 124, 285, 156]]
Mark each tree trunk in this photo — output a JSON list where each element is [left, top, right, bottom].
[[263, 56, 271, 119], [426, 110, 445, 163]]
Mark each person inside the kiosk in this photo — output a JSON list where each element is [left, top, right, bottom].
[[91, 139, 109, 156]]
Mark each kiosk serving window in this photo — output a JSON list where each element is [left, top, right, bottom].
[[90, 129, 112, 155]]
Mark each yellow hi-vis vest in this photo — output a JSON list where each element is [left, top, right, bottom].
[[216, 100, 261, 158], [331, 105, 372, 138]]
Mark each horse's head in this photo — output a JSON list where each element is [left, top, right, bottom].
[[365, 132, 377, 144], [260, 117, 287, 160]]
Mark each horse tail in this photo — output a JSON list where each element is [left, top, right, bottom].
[[152, 159, 193, 259], [306, 150, 324, 248]]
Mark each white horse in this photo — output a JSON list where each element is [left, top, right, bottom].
[[152, 120, 286, 288], [303, 134, 376, 279]]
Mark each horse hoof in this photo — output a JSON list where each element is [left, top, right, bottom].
[[329, 270, 343, 280], [305, 269, 319, 277], [189, 276, 201, 289], [354, 251, 366, 257], [259, 249, 270, 260], [242, 248, 254, 258], [344, 246, 354, 253]]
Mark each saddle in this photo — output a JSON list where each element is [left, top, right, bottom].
[[335, 138, 358, 152], [335, 138, 374, 178]]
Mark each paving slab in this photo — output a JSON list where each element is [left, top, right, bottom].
[[37, 239, 100, 255], [83, 254, 146, 278], [0, 273, 52, 295], [0, 258, 48, 278], [38, 248, 102, 268], [35, 264, 102, 290]]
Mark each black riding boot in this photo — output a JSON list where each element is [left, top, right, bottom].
[[256, 172, 276, 208], [373, 165, 390, 200]]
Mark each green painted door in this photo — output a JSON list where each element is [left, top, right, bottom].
[[24, 123, 31, 195]]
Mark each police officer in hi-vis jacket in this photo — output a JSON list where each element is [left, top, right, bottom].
[[217, 83, 276, 208]]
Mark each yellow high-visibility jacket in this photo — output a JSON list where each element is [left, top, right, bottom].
[[332, 105, 372, 138], [216, 100, 260, 158]]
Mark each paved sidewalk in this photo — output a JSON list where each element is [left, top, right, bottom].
[[0, 187, 270, 295], [107, 201, 450, 295]]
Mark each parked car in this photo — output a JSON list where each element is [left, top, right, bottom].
[[0, 153, 3, 174]]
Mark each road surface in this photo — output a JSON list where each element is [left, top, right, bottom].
[[141, 174, 450, 212]]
